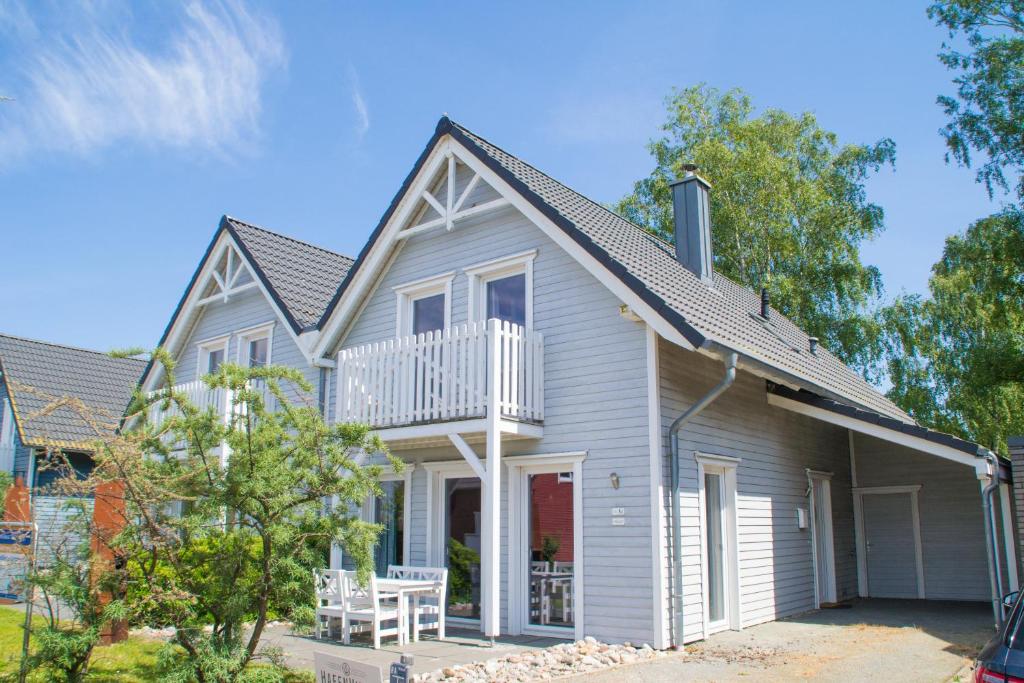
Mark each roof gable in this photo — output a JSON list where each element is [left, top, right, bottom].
[[141, 217, 354, 389], [314, 117, 911, 423], [0, 334, 146, 449], [225, 218, 354, 331]]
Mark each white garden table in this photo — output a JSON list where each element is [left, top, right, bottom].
[[375, 577, 442, 644]]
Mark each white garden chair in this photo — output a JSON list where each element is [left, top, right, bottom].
[[340, 570, 402, 649], [313, 569, 344, 640], [387, 565, 448, 641], [530, 560, 550, 573]]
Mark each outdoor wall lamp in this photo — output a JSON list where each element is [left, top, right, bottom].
[[609, 472, 620, 490]]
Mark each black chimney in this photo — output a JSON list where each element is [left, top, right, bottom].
[[760, 287, 770, 320]]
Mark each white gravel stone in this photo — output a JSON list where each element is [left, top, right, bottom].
[[411, 638, 669, 682]]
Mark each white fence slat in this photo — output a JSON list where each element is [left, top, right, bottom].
[[332, 320, 544, 428]]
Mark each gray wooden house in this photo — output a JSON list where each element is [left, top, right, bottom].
[[138, 117, 1016, 648]]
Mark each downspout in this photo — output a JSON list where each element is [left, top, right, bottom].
[[982, 451, 1004, 626], [668, 351, 737, 648]]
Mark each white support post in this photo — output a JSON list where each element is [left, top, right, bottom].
[[220, 387, 233, 468], [448, 433, 486, 480], [482, 318, 503, 639]]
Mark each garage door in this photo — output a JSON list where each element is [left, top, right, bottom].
[[863, 493, 920, 598]]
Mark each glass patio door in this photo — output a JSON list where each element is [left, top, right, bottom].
[[705, 472, 727, 629], [445, 476, 482, 620], [371, 480, 404, 577], [527, 471, 574, 629]]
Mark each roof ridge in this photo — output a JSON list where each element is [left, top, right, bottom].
[[225, 215, 355, 263], [0, 333, 147, 364]]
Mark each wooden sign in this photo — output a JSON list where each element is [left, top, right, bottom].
[[313, 651, 384, 683]]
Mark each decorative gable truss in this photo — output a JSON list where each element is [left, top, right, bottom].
[[396, 151, 509, 240], [196, 241, 258, 306]]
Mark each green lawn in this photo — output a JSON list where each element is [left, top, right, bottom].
[[0, 606, 161, 682]]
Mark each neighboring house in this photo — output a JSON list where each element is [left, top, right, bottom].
[[138, 117, 1017, 649], [0, 334, 147, 564]]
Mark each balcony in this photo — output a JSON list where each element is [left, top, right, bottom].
[[147, 379, 270, 460], [335, 320, 543, 441]]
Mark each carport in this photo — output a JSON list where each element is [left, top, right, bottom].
[[767, 385, 1017, 622], [583, 598, 993, 682]]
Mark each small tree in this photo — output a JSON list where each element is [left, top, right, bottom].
[[96, 352, 398, 682], [23, 495, 126, 683]]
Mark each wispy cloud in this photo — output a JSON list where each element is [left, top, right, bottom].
[[347, 63, 370, 141], [0, 0, 286, 164]]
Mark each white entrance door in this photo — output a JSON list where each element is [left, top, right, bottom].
[[863, 493, 920, 598], [809, 472, 837, 605]]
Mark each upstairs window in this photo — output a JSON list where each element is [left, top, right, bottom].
[[207, 348, 225, 373], [237, 323, 274, 369], [394, 272, 454, 338], [196, 335, 229, 380], [412, 293, 446, 336], [247, 337, 269, 368], [486, 273, 527, 328], [466, 249, 536, 329]]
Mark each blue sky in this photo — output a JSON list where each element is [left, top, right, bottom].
[[0, 0, 1007, 352]]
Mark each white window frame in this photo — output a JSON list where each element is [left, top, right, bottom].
[[696, 451, 741, 637], [507, 451, 585, 641], [195, 334, 230, 380], [394, 272, 455, 337], [236, 321, 275, 367], [465, 249, 536, 329]]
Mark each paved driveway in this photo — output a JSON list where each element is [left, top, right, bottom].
[[575, 599, 993, 682]]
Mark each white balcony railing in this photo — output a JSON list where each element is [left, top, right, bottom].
[[336, 320, 544, 429], [147, 378, 274, 420], [147, 380, 231, 428]]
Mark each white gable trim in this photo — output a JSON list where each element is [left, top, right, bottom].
[[766, 391, 986, 475], [312, 135, 696, 359], [143, 231, 311, 392]]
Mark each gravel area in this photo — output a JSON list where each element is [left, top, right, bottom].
[[413, 636, 671, 682]]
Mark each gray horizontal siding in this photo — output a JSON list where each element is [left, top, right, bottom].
[[1, 380, 35, 481], [658, 340, 855, 642], [172, 287, 319, 407], [333, 171, 655, 644], [852, 433, 989, 601]]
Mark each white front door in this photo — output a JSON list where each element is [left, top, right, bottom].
[[809, 473, 837, 605]]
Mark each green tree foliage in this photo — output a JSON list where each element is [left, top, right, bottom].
[[616, 85, 895, 376], [929, 0, 1024, 201], [93, 352, 399, 683], [884, 209, 1024, 453], [22, 500, 127, 682]]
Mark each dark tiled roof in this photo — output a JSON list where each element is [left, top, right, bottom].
[[0, 334, 147, 449], [225, 217, 355, 331], [767, 383, 982, 455], [440, 118, 913, 423]]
